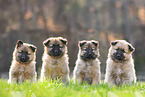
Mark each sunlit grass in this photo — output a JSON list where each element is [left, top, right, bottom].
[[0, 79, 145, 97]]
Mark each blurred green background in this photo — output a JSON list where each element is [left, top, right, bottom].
[[0, 0, 145, 81]]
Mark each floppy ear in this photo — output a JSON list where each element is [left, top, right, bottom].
[[30, 46, 37, 52], [92, 41, 99, 47], [60, 38, 68, 45], [111, 41, 118, 46], [78, 41, 86, 47], [16, 40, 23, 48], [128, 44, 135, 52], [43, 39, 50, 46]]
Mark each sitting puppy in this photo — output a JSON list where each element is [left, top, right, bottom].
[[73, 40, 101, 85], [40, 37, 70, 83], [8, 40, 37, 83], [104, 40, 136, 86]]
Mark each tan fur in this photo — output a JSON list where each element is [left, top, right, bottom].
[[73, 40, 101, 85], [40, 37, 70, 83], [104, 40, 136, 86], [8, 42, 37, 83]]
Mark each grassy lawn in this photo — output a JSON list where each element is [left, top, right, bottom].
[[0, 79, 145, 97]]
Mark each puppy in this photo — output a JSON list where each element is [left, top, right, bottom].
[[104, 40, 136, 86], [73, 40, 101, 85], [8, 40, 37, 83], [40, 37, 70, 83]]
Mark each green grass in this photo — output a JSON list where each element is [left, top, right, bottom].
[[0, 79, 145, 97]]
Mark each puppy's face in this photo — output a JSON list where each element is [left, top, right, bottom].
[[43, 37, 67, 58], [109, 40, 135, 62], [79, 40, 99, 61], [15, 40, 36, 63]]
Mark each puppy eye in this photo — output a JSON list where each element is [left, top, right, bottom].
[[83, 48, 87, 50], [59, 45, 63, 47], [25, 52, 31, 55], [18, 51, 22, 53], [49, 45, 53, 48], [27, 52, 31, 55], [116, 48, 119, 50], [122, 50, 125, 53], [59, 46, 63, 48], [59, 45, 63, 48]]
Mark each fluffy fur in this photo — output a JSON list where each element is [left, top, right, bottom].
[[40, 37, 70, 83], [73, 40, 101, 85], [104, 40, 136, 86], [8, 40, 37, 83]]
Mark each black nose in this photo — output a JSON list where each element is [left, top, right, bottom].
[[54, 50, 58, 53], [22, 57, 25, 60], [117, 54, 120, 58], [88, 52, 92, 56]]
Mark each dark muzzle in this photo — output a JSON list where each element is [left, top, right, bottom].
[[113, 49, 125, 61], [81, 49, 97, 60], [49, 45, 63, 57], [18, 52, 29, 62]]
